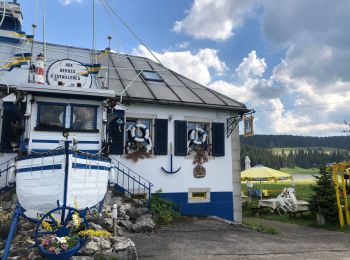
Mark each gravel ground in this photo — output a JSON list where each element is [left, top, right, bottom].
[[131, 217, 350, 260]]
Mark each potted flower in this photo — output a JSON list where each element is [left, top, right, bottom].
[[39, 236, 81, 260]]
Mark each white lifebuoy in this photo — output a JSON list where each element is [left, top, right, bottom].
[[189, 128, 208, 146], [126, 124, 153, 152]]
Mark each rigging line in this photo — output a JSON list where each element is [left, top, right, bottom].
[[35, 0, 38, 26], [99, 0, 120, 52], [254, 100, 350, 113], [100, 0, 164, 66], [0, 0, 6, 27], [43, 0, 46, 61], [92, 0, 96, 64]]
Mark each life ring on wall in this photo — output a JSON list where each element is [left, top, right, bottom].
[[126, 124, 153, 152], [188, 128, 208, 147]]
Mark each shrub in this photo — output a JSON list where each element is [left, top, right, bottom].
[[150, 189, 179, 224]]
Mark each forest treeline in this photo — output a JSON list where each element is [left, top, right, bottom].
[[240, 135, 350, 150], [240, 144, 350, 170]]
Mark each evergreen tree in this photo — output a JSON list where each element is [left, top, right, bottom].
[[308, 164, 339, 225]]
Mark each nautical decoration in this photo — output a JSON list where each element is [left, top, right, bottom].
[[161, 143, 181, 174], [46, 59, 92, 88], [80, 63, 102, 77], [188, 128, 208, 152], [35, 53, 45, 84], [127, 124, 152, 152], [243, 114, 254, 137], [125, 123, 153, 162], [0, 53, 32, 72], [193, 146, 208, 179]]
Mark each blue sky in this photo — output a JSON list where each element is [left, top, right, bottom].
[[19, 0, 350, 136]]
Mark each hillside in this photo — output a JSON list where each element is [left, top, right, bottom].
[[240, 135, 350, 150], [240, 135, 350, 170]]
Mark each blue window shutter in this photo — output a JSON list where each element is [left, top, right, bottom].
[[154, 119, 168, 155], [109, 116, 124, 155], [174, 120, 187, 156], [212, 122, 225, 157]]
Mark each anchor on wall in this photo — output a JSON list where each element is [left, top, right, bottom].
[[161, 143, 181, 174]]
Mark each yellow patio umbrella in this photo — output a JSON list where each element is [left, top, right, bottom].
[[241, 165, 292, 182]]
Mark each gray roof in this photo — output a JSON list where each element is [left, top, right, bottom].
[[0, 40, 248, 112], [97, 53, 248, 112]]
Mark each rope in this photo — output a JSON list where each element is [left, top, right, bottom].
[[100, 0, 120, 52], [99, 0, 164, 66], [0, 0, 6, 28]]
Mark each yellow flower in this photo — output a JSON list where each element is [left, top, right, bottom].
[[78, 229, 112, 237], [72, 214, 81, 228], [42, 220, 53, 231]]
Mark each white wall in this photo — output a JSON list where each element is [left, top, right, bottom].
[[111, 103, 238, 194]]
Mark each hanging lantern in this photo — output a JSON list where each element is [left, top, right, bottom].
[[243, 114, 254, 137]]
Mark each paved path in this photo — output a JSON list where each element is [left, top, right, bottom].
[[131, 217, 350, 260]]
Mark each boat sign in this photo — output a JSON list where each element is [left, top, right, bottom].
[[46, 59, 92, 88]]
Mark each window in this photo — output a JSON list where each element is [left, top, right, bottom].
[[125, 118, 153, 153], [36, 103, 66, 131], [188, 188, 211, 203], [140, 70, 163, 82], [187, 122, 210, 153], [71, 105, 98, 132]]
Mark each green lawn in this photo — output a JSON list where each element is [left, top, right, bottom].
[[242, 182, 313, 200], [280, 167, 319, 175]]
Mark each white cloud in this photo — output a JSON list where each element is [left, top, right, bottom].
[[177, 41, 190, 49], [173, 0, 256, 41], [132, 45, 227, 85], [235, 50, 266, 82], [60, 0, 83, 6]]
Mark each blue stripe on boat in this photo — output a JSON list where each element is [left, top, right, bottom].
[[16, 164, 62, 173], [32, 140, 60, 144], [32, 140, 99, 144], [72, 163, 110, 171]]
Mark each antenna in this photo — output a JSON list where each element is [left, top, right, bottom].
[[107, 35, 111, 90]]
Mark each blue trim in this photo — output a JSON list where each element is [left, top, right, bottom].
[[70, 104, 98, 131], [37, 102, 67, 129], [32, 139, 99, 144], [159, 192, 234, 221], [72, 153, 111, 162], [72, 163, 110, 171], [31, 149, 99, 154], [32, 139, 60, 144], [16, 164, 62, 173]]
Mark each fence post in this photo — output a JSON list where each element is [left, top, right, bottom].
[[148, 183, 151, 208]]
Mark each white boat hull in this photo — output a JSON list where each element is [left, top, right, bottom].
[[16, 150, 111, 219]]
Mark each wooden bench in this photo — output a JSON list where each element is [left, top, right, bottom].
[[288, 210, 308, 218]]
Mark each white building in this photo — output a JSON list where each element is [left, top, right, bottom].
[[0, 1, 249, 222]]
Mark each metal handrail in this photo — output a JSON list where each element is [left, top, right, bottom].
[[110, 157, 152, 185], [110, 158, 153, 207]]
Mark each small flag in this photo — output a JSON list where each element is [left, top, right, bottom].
[[95, 48, 111, 56], [80, 63, 101, 76], [12, 31, 26, 38], [25, 35, 34, 41], [0, 53, 32, 71]]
